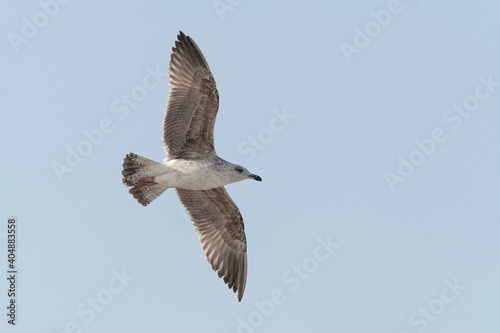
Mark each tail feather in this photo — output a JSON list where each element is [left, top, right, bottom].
[[122, 153, 161, 186], [122, 153, 168, 206], [129, 184, 167, 207]]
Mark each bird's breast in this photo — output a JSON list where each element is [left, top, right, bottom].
[[155, 159, 229, 190]]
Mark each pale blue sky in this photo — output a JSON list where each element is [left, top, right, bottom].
[[1, 1, 499, 332]]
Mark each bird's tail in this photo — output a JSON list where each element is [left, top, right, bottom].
[[122, 153, 168, 206]]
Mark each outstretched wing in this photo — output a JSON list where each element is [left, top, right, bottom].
[[176, 187, 248, 301], [163, 31, 219, 159]]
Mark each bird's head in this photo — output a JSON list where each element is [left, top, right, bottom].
[[230, 164, 262, 183]]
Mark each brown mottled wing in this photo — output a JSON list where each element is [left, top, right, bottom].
[[176, 187, 248, 301], [163, 31, 219, 159]]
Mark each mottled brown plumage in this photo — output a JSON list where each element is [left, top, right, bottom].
[[163, 32, 251, 301], [176, 187, 247, 300], [163, 31, 220, 160], [122, 32, 260, 301]]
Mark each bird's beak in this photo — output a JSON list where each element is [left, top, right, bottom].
[[249, 174, 262, 182]]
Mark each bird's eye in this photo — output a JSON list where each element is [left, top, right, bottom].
[[236, 168, 243, 173]]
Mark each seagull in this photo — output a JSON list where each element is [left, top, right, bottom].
[[121, 31, 261, 301]]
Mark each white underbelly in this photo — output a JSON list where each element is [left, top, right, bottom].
[[155, 159, 228, 190]]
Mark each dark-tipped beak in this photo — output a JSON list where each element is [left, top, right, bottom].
[[250, 174, 262, 182]]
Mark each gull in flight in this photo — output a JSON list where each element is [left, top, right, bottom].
[[122, 31, 261, 301]]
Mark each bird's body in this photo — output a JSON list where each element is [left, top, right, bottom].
[[125, 156, 250, 191], [121, 31, 261, 301], [158, 157, 235, 190]]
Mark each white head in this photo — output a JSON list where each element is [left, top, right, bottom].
[[227, 163, 262, 184]]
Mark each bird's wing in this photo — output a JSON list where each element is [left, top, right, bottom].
[[176, 187, 248, 301], [163, 31, 219, 160]]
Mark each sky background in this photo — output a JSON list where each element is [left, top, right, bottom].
[[1, 1, 499, 332]]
